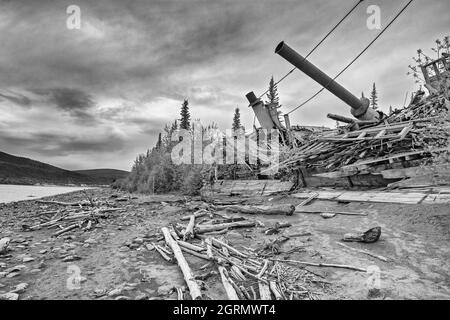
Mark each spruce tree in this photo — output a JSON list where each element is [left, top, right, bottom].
[[180, 99, 191, 130], [232, 107, 241, 131], [266, 76, 280, 106], [370, 83, 378, 110]]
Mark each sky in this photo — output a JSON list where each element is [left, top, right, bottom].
[[0, 0, 448, 171]]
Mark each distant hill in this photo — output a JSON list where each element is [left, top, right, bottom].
[[0, 150, 128, 186], [74, 169, 129, 185]]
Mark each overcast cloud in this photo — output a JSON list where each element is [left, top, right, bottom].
[[0, 0, 448, 170]]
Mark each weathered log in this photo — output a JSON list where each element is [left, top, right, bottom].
[[296, 209, 367, 216], [180, 246, 210, 261], [36, 200, 88, 207], [52, 224, 78, 237], [217, 204, 295, 216], [271, 258, 367, 272], [269, 281, 283, 300], [297, 193, 318, 206], [183, 215, 196, 240], [177, 240, 205, 252], [218, 266, 239, 300], [161, 227, 203, 300], [211, 238, 247, 258], [195, 221, 256, 234], [258, 282, 272, 300], [336, 242, 388, 262]]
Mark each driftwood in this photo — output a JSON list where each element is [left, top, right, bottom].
[[258, 282, 272, 300], [183, 215, 196, 240], [180, 246, 210, 261], [297, 193, 318, 206], [336, 242, 388, 262], [161, 227, 203, 300], [154, 244, 173, 262], [195, 221, 256, 234], [269, 281, 283, 300], [218, 266, 239, 300], [177, 240, 205, 252], [295, 209, 367, 216], [52, 224, 79, 237], [271, 258, 367, 272], [36, 200, 88, 207], [211, 238, 247, 258], [217, 204, 295, 216]]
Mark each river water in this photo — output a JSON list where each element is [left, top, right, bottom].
[[0, 184, 92, 204]]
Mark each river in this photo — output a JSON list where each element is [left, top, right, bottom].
[[0, 184, 93, 204]]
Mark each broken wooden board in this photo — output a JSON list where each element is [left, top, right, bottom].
[[291, 189, 448, 204]]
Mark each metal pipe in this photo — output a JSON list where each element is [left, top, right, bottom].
[[275, 41, 378, 121]]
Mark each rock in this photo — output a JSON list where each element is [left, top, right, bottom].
[[0, 292, 19, 300], [0, 237, 11, 254], [22, 256, 35, 263], [135, 293, 148, 300], [62, 255, 81, 262], [108, 288, 123, 297], [93, 288, 107, 297], [11, 283, 28, 294], [114, 295, 131, 300], [6, 271, 20, 278], [129, 243, 140, 250], [39, 250, 47, 254], [132, 238, 144, 245], [84, 238, 97, 245], [320, 213, 336, 219]]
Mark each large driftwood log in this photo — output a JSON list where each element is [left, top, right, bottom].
[[195, 221, 256, 234], [161, 227, 203, 300], [218, 266, 239, 300], [217, 204, 295, 216]]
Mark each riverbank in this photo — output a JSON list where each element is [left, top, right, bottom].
[[0, 188, 449, 300]]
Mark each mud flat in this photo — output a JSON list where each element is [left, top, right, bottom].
[[0, 188, 449, 300]]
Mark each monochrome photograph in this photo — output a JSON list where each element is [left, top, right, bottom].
[[0, 0, 449, 309]]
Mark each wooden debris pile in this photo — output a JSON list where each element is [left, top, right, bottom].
[[279, 92, 449, 177], [20, 195, 125, 237], [150, 206, 356, 300]]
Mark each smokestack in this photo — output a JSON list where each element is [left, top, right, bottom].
[[275, 41, 379, 121]]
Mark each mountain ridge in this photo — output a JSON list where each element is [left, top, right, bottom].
[[0, 150, 129, 185]]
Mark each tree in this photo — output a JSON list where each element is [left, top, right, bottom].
[[232, 107, 241, 131], [180, 99, 191, 130], [155, 132, 162, 150], [266, 76, 280, 106], [370, 83, 378, 110]]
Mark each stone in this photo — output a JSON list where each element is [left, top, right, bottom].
[[22, 256, 35, 263], [135, 293, 148, 300], [132, 238, 144, 245], [107, 288, 123, 297], [0, 292, 19, 300], [0, 237, 11, 254], [12, 283, 28, 294], [62, 255, 81, 262]]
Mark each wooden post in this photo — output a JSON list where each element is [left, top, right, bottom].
[[161, 227, 203, 300]]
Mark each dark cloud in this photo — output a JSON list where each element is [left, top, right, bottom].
[[31, 87, 97, 123], [0, 92, 32, 107], [0, 0, 448, 169]]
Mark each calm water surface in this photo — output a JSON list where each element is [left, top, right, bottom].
[[0, 184, 92, 204]]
